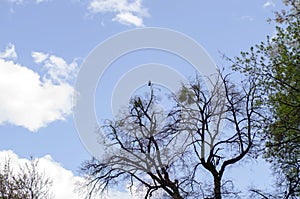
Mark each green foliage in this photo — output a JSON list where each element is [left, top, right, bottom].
[[178, 85, 195, 104], [232, 1, 300, 197]]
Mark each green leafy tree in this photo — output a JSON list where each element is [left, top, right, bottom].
[[230, 0, 300, 197]]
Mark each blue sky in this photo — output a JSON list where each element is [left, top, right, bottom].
[[0, 0, 284, 198]]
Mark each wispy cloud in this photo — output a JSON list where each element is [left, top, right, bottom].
[[7, 0, 24, 4], [6, 0, 50, 13], [0, 46, 78, 131], [0, 43, 17, 59], [240, 15, 255, 21], [32, 51, 78, 84], [32, 51, 49, 63], [7, 0, 49, 4], [113, 12, 144, 27], [263, 1, 276, 8], [88, 0, 149, 27], [35, 0, 49, 4]]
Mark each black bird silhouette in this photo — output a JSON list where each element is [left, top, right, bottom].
[[134, 97, 143, 108], [148, 80, 151, 86]]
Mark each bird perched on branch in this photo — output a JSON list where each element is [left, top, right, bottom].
[[134, 97, 143, 108], [148, 80, 152, 86]]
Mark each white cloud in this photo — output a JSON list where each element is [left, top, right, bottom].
[[0, 150, 134, 199], [263, 1, 276, 8], [44, 55, 78, 84], [0, 47, 78, 131], [32, 51, 49, 63], [113, 12, 144, 27], [0, 43, 17, 59], [33, 52, 78, 84], [88, 0, 149, 27], [0, 59, 74, 131]]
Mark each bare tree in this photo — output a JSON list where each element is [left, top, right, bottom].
[[82, 86, 196, 199], [0, 157, 53, 199], [81, 71, 263, 199], [176, 73, 263, 199]]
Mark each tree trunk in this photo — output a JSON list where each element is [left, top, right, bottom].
[[172, 194, 183, 199], [171, 189, 183, 199], [214, 176, 221, 199]]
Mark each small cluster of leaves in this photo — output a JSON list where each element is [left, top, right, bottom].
[[268, 0, 300, 23]]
